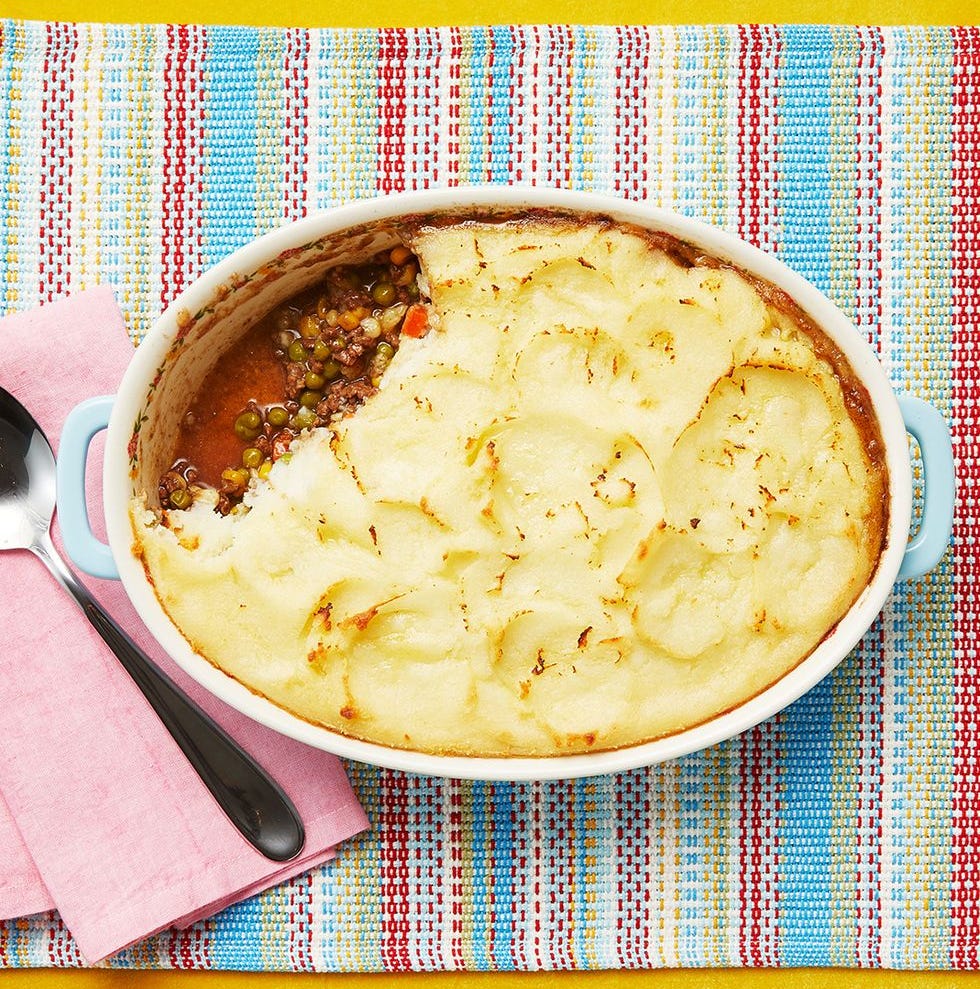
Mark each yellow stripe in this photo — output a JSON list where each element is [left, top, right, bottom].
[[892, 26, 954, 967], [254, 28, 283, 236]]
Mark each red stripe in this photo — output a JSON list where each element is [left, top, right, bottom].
[[735, 23, 782, 967], [511, 783, 550, 968], [612, 26, 649, 201], [530, 785, 545, 968], [509, 786, 531, 968], [508, 26, 526, 185], [950, 25, 980, 971], [410, 30, 438, 189], [287, 870, 315, 972], [446, 779, 465, 968], [377, 29, 408, 194], [379, 773, 447, 969], [283, 28, 310, 221], [613, 770, 650, 967], [50, 912, 83, 966], [737, 25, 780, 255], [852, 27, 885, 966], [542, 781, 576, 967], [528, 28, 544, 185], [157, 31, 206, 967], [484, 36, 498, 184], [166, 917, 208, 969], [37, 22, 76, 304], [444, 27, 462, 185], [160, 24, 205, 308], [543, 27, 573, 190], [379, 770, 412, 970], [738, 721, 781, 966]]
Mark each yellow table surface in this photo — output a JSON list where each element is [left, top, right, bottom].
[[0, 0, 974, 985]]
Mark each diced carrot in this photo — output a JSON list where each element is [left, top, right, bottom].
[[401, 304, 430, 339]]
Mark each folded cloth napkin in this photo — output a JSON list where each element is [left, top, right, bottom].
[[0, 287, 370, 964]]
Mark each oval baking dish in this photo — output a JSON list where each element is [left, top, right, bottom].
[[56, 186, 955, 781]]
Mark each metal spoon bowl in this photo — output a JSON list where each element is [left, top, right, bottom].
[[0, 384, 305, 862]]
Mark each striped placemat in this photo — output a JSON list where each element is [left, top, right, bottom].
[[0, 20, 977, 971]]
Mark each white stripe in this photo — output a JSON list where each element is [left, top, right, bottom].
[[878, 24, 897, 968], [433, 27, 456, 185], [722, 26, 741, 234], [652, 27, 676, 209], [14, 22, 45, 308], [440, 778, 465, 969], [305, 29, 322, 211], [71, 24, 101, 292], [652, 762, 680, 965]]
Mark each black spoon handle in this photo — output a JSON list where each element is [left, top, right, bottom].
[[33, 536, 306, 862], [83, 600, 306, 862]]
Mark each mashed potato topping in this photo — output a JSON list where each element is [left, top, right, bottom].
[[132, 215, 886, 756]]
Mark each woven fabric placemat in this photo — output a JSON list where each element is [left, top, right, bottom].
[[0, 20, 977, 971]]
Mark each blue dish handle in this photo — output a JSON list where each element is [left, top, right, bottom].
[[897, 394, 955, 580], [57, 395, 121, 580]]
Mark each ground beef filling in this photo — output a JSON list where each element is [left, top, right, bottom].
[[158, 244, 428, 515]]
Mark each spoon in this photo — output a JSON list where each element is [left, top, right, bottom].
[[0, 385, 306, 862]]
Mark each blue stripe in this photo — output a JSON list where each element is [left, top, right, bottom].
[[463, 782, 492, 969], [487, 27, 515, 185], [488, 781, 518, 969], [202, 26, 260, 266], [777, 24, 835, 294], [208, 897, 264, 969], [460, 28, 490, 184], [677, 750, 708, 963], [466, 781, 490, 967], [771, 23, 836, 967], [568, 26, 589, 191]]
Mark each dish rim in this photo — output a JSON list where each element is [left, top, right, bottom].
[[101, 185, 912, 780]]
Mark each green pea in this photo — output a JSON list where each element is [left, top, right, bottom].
[[376, 341, 395, 361], [242, 447, 264, 469], [371, 281, 397, 305], [234, 411, 263, 441], [305, 370, 326, 390], [169, 488, 192, 509], [322, 360, 341, 380], [299, 389, 322, 408], [221, 467, 249, 487], [312, 339, 332, 362], [266, 406, 290, 428], [287, 340, 308, 363], [292, 406, 317, 429]]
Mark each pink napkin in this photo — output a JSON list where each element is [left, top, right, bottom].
[[0, 287, 370, 963]]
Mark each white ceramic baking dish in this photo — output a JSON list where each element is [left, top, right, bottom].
[[57, 186, 955, 780]]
